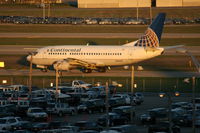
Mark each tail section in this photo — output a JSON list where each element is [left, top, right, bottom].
[[134, 13, 166, 48]]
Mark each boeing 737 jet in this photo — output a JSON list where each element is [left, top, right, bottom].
[[27, 13, 181, 73]]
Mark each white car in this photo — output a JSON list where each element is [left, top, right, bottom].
[[0, 116, 22, 130], [27, 107, 48, 121], [72, 80, 92, 90], [112, 94, 131, 105], [47, 103, 76, 116]]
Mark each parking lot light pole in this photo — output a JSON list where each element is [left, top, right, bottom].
[[192, 76, 196, 133], [177, 48, 200, 133], [29, 53, 33, 98], [136, 0, 139, 21], [159, 91, 180, 133], [105, 81, 109, 129], [149, 0, 152, 23], [55, 66, 59, 102], [131, 65, 135, 124]]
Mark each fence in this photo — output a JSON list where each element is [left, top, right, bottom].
[[0, 76, 199, 93]]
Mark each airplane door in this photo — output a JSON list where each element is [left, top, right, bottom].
[[128, 47, 134, 60]]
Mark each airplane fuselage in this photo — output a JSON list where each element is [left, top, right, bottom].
[[30, 45, 164, 67]]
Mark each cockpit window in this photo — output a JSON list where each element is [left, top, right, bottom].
[[32, 52, 38, 55]]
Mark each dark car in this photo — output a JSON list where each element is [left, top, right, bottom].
[[110, 124, 138, 133], [140, 113, 155, 124], [48, 121, 70, 129], [0, 107, 14, 117], [140, 108, 167, 124], [79, 130, 99, 133], [174, 113, 200, 127], [97, 112, 129, 127], [13, 130, 32, 133], [108, 97, 126, 109], [74, 121, 102, 131], [31, 123, 49, 132], [148, 108, 168, 123], [148, 121, 180, 133], [112, 106, 135, 121], [10, 121, 33, 131], [77, 99, 105, 114]]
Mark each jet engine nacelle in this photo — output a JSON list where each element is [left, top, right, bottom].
[[53, 61, 72, 71]]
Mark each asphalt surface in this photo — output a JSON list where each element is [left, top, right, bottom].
[[51, 93, 200, 133], [0, 69, 199, 78], [0, 33, 200, 38], [0, 45, 200, 55]]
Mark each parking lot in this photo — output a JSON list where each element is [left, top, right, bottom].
[[0, 81, 200, 133], [49, 93, 200, 133], [0, 16, 200, 25]]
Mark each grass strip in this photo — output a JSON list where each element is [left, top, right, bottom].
[[0, 38, 199, 46], [0, 25, 199, 33]]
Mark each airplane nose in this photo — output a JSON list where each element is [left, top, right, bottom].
[[26, 55, 31, 61]]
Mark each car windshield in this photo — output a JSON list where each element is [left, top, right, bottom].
[[78, 81, 85, 84], [32, 108, 43, 112], [0, 119, 6, 124], [16, 117, 22, 121], [113, 109, 122, 114]]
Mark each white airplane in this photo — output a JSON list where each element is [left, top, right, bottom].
[[27, 13, 181, 73]]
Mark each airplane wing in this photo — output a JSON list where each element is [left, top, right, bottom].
[[66, 58, 97, 69], [162, 45, 184, 50]]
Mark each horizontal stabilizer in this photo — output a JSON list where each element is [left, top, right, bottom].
[[162, 45, 184, 50]]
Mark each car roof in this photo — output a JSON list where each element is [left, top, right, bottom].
[[114, 106, 132, 109]]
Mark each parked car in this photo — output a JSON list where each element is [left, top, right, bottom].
[[59, 125, 79, 133], [140, 113, 155, 124], [0, 107, 14, 117], [77, 99, 105, 114], [112, 106, 135, 120], [110, 124, 138, 133], [10, 121, 32, 131], [79, 130, 99, 133], [134, 92, 144, 103], [72, 80, 92, 90], [27, 107, 48, 121], [100, 130, 120, 133], [97, 112, 129, 127], [38, 128, 73, 133], [171, 102, 190, 109], [31, 122, 49, 132], [112, 94, 131, 105], [48, 121, 70, 129], [140, 108, 167, 124], [0, 116, 22, 130], [109, 97, 126, 109], [13, 130, 32, 133], [148, 121, 180, 133], [74, 121, 102, 131], [148, 108, 168, 123], [46, 102, 76, 116]]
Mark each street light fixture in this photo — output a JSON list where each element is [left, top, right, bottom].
[[176, 48, 200, 73], [159, 90, 180, 133], [177, 48, 200, 133]]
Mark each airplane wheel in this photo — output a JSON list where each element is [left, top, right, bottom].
[[41, 68, 47, 72], [97, 67, 106, 73], [82, 69, 92, 73]]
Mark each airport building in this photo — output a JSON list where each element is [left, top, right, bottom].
[[77, 0, 200, 8], [0, 0, 62, 4], [156, 0, 200, 7], [78, 0, 151, 8]]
